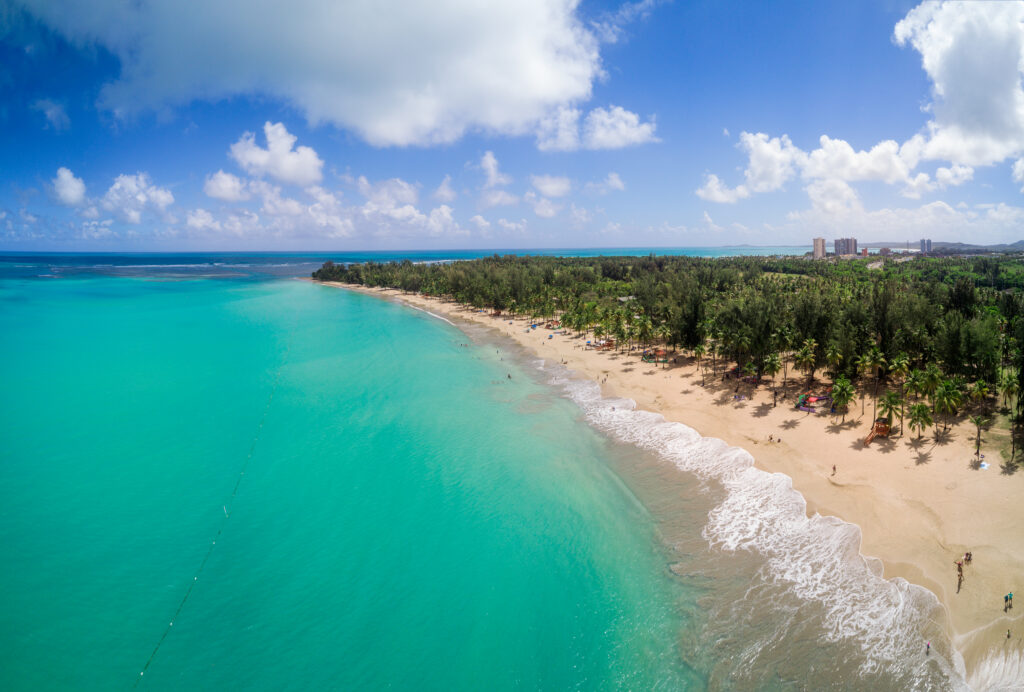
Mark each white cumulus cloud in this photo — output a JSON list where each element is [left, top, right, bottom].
[[16, 0, 610, 147], [433, 175, 456, 202], [531, 174, 571, 198], [894, 0, 1024, 166], [101, 173, 174, 223], [230, 122, 323, 186], [481, 151, 511, 188], [538, 105, 657, 150], [204, 170, 250, 201], [582, 105, 658, 149], [52, 167, 86, 206], [187, 208, 221, 231]]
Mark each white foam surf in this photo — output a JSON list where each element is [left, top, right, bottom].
[[543, 364, 971, 689]]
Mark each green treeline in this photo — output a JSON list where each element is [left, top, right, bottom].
[[314, 253, 1024, 442]]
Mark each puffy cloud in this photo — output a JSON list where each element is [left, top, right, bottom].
[[804, 179, 863, 216], [537, 105, 657, 151], [480, 151, 511, 188], [581, 105, 658, 149], [250, 180, 305, 216], [306, 186, 353, 237], [433, 175, 456, 202], [101, 173, 174, 223], [585, 171, 626, 195], [186, 208, 221, 231], [357, 176, 421, 219], [426, 205, 467, 237], [17, 0, 605, 147], [229, 122, 323, 186], [894, 1, 1024, 166], [530, 174, 571, 197], [52, 167, 85, 206], [1014, 158, 1024, 191], [524, 191, 561, 218], [802, 136, 912, 184], [536, 106, 581, 152], [699, 2, 1024, 212], [204, 170, 250, 201], [740, 132, 805, 193], [480, 190, 519, 208], [469, 215, 491, 231], [696, 173, 750, 204], [32, 99, 70, 131], [497, 218, 527, 232], [785, 198, 1024, 243], [569, 203, 591, 228], [935, 164, 974, 188]]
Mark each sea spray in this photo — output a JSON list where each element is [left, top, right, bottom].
[[543, 363, 970, 690]]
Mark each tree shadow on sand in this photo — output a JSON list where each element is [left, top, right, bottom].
[[1001, 460, 1019, 475], [780, 418, 801, 430], [824, 419, 857, 435], [752, 402, 773, 418], [932, 428, 955, 447], [872, 436, 897, 454]]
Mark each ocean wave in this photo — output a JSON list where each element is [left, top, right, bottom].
[[543, 366, 970, 689]]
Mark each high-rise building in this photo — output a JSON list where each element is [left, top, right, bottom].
[[834, 237, 858, 256], [812, 237, 826, 259], [920, 238, 932, 253]]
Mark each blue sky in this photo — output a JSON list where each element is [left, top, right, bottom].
[[2, 0, 1024, 250]]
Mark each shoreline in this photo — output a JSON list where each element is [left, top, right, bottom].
[[322, 281, 1024, 686]]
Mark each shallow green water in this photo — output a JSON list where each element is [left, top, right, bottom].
[[0, 277, 702, 690]]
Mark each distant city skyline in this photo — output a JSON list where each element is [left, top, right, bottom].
[[3, 1, 1024, 250]]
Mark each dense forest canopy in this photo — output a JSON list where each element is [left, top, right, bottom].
[[314, 253, 1024, 430]]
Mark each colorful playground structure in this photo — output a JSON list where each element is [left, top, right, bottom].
[[795, 391, 832, 413]]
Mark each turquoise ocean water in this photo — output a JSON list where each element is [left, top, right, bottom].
[[0, 254, 968, 690], [1, 275, 701, 689]]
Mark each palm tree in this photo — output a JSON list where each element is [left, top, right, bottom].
[[1000, 369, 1019, 410], [969, 381, 990, 414], [934, 380, 962, 432], [970, 415, 990, 458], [796, 338, 817, 385], [889, 354, 910, 435], [825, 342, 843, 381], [854, 353, 871, 415], [908, 402, 933, 440], [636, 314, 654, 350], [763, 352, 782, 405], [773, 327, 794, 393], [879, 390, 902, 435], [832, 375, 855, 422], [924, 363, 943, 412], [693, 343, 706, 386], [866, 345, 887, 421], [906, 368, 926, 402]]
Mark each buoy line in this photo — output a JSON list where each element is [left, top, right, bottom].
[[134, 344, 289, 686]]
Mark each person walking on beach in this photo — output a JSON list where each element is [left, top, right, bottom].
[[955, 559, 963, 576], [926, 640, 930, 655], [832, 464, 837, 476]]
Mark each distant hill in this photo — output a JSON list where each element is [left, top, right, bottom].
[[860, 240, 1024, 252]]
